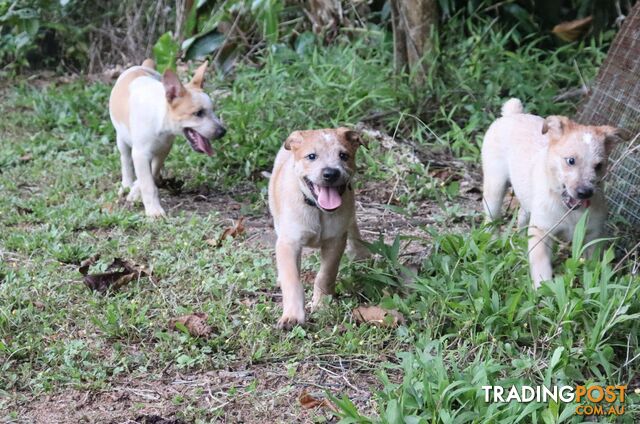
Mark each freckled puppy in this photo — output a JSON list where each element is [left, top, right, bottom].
[[109, 59, 226, 217], [268, 128, 369, 329], [482, 98, 621, 287]]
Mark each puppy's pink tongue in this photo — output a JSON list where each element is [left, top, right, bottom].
[[317, 186, 342, 210], [195, 132, 213, 156]]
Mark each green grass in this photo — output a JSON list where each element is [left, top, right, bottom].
[[1, 14, 639, 423]]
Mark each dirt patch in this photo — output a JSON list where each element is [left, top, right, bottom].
[[11, 358, 393, 423]]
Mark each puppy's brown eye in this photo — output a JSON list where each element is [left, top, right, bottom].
[[339, 152, 349, 161], [566, 157, 576, 166], [194, 109, 205, 118], [307, 153, 317, 161], [595, 162, 603, 172]]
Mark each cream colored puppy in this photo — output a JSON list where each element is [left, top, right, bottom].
[[268, 128, 368, 329], [482, 98, 620, 287], [109, 59, 226, 217]]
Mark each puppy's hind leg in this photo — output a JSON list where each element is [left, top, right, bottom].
[[117, 135, 135, 196], [482, 168, 509, 222], [151, 146, 171, 185], [131, 148, 165, 217]]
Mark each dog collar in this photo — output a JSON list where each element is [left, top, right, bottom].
[[303, 193, 318, 208]]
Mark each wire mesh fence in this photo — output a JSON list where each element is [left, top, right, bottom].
[[577, 2, 640, 246]]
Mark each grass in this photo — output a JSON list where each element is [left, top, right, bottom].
[[1, 14, 639, 423]]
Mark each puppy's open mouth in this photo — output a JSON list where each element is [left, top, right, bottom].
[[304, 177, 346, 211], [561, 190, 590, 209], [184, 128, 213, 156]]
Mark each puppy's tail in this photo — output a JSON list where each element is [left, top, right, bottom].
[[141, 58, 156, 69], [501, 98, 524, 116]]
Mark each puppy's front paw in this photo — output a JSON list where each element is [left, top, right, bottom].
[[145, 206, 166, 219], [276, 309, 305, 330]]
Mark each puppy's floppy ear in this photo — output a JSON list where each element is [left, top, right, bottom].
[[284, 131, 304, 151], [598, 125, 628, 155], [162, 69, 186, 104], [598, 125, 628, 140], [189, 61, 208, 89], [337, 127, 365, 149], [541, 116, 570, 136]]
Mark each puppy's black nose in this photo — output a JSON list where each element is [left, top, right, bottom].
[[322, 167, 340, 183], [576, 186, 594, 199], [214, 127, 227, 139]]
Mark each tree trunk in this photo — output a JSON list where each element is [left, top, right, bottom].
[[306, 0, 344, 40], [390, 0, 438, 82]]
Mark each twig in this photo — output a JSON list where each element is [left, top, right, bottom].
[[613, 240, 640, 274]]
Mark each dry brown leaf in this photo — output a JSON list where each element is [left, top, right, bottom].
[[352, 305, 405, 328], [552, 16, 593, 42], [213, 217, 246, 247], [79, 255, 151, 294], [299, 389, 339, 413], [19, 153, 33, 162], [429, 168, 460, 182], [101, 202, 116, 213], [169, 312, 213, 338]]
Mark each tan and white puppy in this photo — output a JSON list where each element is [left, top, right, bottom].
[[268, 128, 369, 329], [109, 59, 226, 217], [482, 98, 620, 287]]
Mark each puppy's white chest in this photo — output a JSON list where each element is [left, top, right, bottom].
[[300, 209, 348, 247], [320, 212, 349, 239]]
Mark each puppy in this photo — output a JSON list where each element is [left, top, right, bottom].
[[482, 98, 620, 287], [268, 128, 369, 329], [109, 59, 226, 217]]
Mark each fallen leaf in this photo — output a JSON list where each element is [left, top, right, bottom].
[[299, 389, 339, 413], [552, 16, 593, 42], [79, 255, 151, 294], [169, 312, 213, 338], [19, 153, 33, 162], [211, 217, 245, 247], [352, 305, 405, 328], [429, 168, 460, 182]]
